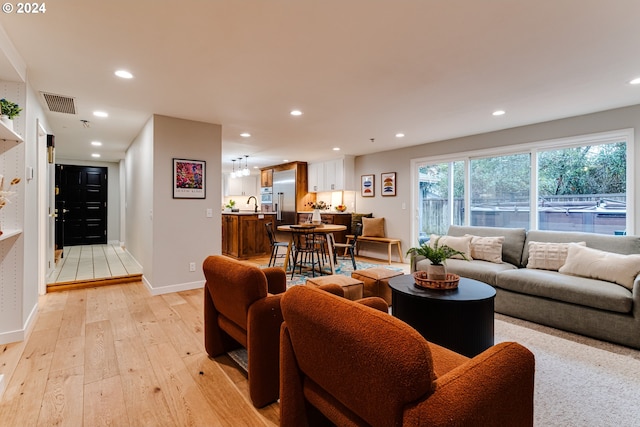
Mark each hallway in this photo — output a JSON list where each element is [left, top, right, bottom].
[[47, 244, 142, 290]]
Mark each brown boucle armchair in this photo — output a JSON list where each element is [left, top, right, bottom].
[[280, 285, 535, 427], [203, 255, 287, 408]]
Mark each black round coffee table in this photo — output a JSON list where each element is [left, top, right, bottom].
[[388, 274, 496, 357]]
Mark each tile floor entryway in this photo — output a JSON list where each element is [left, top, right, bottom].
[[47, 244, 142, 291]]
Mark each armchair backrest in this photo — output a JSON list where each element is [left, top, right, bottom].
[[281, 285, 436, 427], [203, 255, 268, 330]]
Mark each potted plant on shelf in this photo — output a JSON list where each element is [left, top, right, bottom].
[[406, 237, 468, 281], [0, 98, 22, 131]]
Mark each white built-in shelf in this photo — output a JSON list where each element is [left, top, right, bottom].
[[0, 121, 23, 143], [0, 229, 22, 241]]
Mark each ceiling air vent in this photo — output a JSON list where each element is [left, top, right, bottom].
[[41, 92, 77, 114]]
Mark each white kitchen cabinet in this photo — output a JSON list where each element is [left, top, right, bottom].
[[307, 156, 354, 192], [224, 174, 258, 196], [307, 162, 324, 192]]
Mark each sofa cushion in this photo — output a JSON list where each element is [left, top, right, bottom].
[[416, 258, 517, 287], [523, 230, 640, 266], [558, 244, 640, 291], [466, 235, 504, 263], [526, 241, 586, 271], [448, 225, 526, 267], [430, 234, 472, 260], [496, 268, 633, 313]]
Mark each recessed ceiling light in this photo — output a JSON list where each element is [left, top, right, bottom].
[[492, 110, 506, 116], [240, 132, 251, 138], [91, 153, 101, 158], [91, 141, 102, 146], [395, 133, 405, 138], [283, 159, 289, 162], [333, 147, 340, 151], [629, 77, 640, 85], [93, 111, 108, 118], [290, 110, 303, 116], [115, 70, 133, 79]]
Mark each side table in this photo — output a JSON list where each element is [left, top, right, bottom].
[[388, 274, 496, 357]]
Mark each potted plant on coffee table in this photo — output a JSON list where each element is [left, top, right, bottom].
[[406, 237, 468, 281]]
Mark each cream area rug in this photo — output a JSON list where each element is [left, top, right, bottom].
[[495, 313, 640, 427]]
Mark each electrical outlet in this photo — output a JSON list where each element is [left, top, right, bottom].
[[189, 262, 196, 272]]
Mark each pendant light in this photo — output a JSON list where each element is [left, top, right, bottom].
[[242, 155, 250, 176], [230, 159, 237, 178]]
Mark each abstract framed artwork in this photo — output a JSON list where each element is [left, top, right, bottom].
[[381, 172, 396, 196], [361, 174, 374, 197], [173, 158, 206, 199]]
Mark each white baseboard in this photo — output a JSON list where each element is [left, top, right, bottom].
[[142, 276, 205, 296], [0, 374, 5, 400]]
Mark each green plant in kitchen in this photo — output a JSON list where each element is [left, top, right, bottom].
[[225, 199, 236, 209], [0, 98, 22, 119]]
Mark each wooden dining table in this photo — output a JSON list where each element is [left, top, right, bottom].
[[277, 224, 347, 275]]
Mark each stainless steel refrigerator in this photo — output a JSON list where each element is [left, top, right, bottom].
[[273, 169, 296, 225]]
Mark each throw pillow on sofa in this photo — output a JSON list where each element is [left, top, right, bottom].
[[526, 241, 586, 271], [558, 243, 640, 290], [430, 234, 472, 260], [465, 234, 504, 263], [362, 217, 385, 237]]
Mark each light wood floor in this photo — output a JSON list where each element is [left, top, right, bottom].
[[0, 255, 407, 426], [47, 244, 143, 291]]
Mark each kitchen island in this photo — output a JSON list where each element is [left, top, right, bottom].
[[221, 212, 277, 259]]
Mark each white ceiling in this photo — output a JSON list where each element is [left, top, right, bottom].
[[1, 0, 640, 172]]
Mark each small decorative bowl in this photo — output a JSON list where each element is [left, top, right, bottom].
[[413, 271, 460, 290], [335, 205, 347, 212]]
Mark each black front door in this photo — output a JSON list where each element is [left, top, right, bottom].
[[56, 165, 108, 246]]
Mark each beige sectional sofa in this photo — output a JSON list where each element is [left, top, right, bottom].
[[412, 225, 640, 349]]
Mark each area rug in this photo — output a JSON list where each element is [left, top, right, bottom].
[[228, 314, 640, 426], [264, 259, 403, 287]]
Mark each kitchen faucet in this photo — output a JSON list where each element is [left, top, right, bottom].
[[247, 195, 258, 212]]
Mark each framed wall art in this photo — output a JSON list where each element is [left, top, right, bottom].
[[381, 172, 396, 196], [361, 174, 374, 197], [173, 158, 206, 199]]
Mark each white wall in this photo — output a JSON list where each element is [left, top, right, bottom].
[[125, 115, 221, 295], [125, 118, 154, 283], [0, 79, 51, 344], [355, 104, 640, 262], [56, 158, 121, 244]]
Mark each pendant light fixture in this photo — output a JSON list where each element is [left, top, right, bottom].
[[230, 159, 237, 178], [242, 155, 250, 176]]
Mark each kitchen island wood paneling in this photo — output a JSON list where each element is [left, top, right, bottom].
[[222, 212, 277, 259]]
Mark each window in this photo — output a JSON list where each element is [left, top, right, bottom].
[[417, 161, 464, 241], [412, 130, 632, 242], [470, 153, 530, 229], [537, 142, 626, 234]]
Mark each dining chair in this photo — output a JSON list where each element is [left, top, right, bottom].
[[329, 223, 362, 270], [290, 226, 325, 279], [265, 222, 291, 267]]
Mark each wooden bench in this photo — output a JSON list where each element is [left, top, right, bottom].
[[344, 235, 404, 264]]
